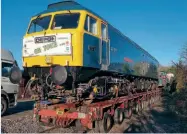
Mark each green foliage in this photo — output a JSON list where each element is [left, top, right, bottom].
[[167, 44, 187, 117], [168, 89, 187, 116], [167, 66, 176, 75]]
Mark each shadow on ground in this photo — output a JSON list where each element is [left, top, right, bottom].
[[122, 94, 187, 133], [3, 100, 34, 116]]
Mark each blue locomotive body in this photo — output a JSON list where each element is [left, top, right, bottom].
[[82, 17, 159, 80], [83, 25, 159, 79], [36, 0, 159, 80]]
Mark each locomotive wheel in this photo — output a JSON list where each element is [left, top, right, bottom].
[[114, 108, 124, 124], [124, 107, 132, 119], [99, 113, 113, 133]]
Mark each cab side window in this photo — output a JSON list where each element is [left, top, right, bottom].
[[84, 15, 97, 35], [101, 23, 107, 39]]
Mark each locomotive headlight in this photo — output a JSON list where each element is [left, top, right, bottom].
[[45, 56, 52, 64]]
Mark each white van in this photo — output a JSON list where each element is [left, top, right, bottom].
[[1, 49, 22, 115]]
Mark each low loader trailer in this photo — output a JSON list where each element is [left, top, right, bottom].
[[33, 88, 161, 133]]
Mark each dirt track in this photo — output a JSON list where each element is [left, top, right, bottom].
[[1, 97, 187, 133]]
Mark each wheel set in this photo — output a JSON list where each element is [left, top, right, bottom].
[[94, 113, 113, 133]]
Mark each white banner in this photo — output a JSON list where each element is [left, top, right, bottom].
[[22, 33, 72, 57]]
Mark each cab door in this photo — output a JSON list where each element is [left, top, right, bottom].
[[99, 22, 110, 70]]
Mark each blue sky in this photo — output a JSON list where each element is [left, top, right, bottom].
[[2, 0, 187, 67]]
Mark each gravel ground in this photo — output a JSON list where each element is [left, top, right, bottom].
[[1, 111, 76, 133], [1, 97, 187, 133], [2, 113, 41, 133]]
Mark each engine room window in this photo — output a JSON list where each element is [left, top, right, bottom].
[[52, 13, 80, 29], [101, 23, 107, 39], [84, 15, 97, 35], [28, 15, 51, 34]]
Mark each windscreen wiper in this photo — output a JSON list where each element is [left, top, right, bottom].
[[33, 14, 42, 24]]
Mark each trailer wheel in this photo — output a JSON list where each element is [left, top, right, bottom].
[[124, 107, 132, 119], [114, 108, 124, 124], [149, 98, 152, 108], [99, 113, 113, 133], [134, 103, 139, 114], [153, 97, 155, 103], [149, 98, 152, 105], [144, 101, 148, 109], [141, 101, 144, 110], [138, 102, 142, 112], [158, 96, 161, 101]]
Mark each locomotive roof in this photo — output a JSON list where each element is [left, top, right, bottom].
[[34, 0, 159, 63]]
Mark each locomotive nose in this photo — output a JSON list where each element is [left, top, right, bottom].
[[51, 65, 67, 85]]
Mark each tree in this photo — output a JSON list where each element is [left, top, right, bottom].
[[180, 44, 187, 65], [172, 44, 187, 90]]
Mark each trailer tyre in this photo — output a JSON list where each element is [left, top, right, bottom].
[[99, 113, 113, 133], [144, 101, 148, 109], [134, 103, 139, 114], [1, 97, 7, 116], [149, 98, 152, 108], [138, 102, 142, 111], [114, 108, 124, 124], [124, 107, 132, 119], [141, 101, 144, 110], [152, 98, 155, 103]]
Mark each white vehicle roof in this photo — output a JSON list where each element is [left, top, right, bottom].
[[1, 48, 15, 62]]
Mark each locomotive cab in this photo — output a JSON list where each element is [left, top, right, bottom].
[[23, 11, 83, 68]]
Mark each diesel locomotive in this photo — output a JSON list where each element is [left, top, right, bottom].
[[22, 1, 159, 102]]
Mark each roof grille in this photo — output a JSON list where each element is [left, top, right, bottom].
[[47, 0, 80, 9]]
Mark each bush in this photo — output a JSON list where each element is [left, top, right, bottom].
[[169, 88, 187, 116]]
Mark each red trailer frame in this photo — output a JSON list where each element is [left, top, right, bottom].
[[33, 88, 162, 133]]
